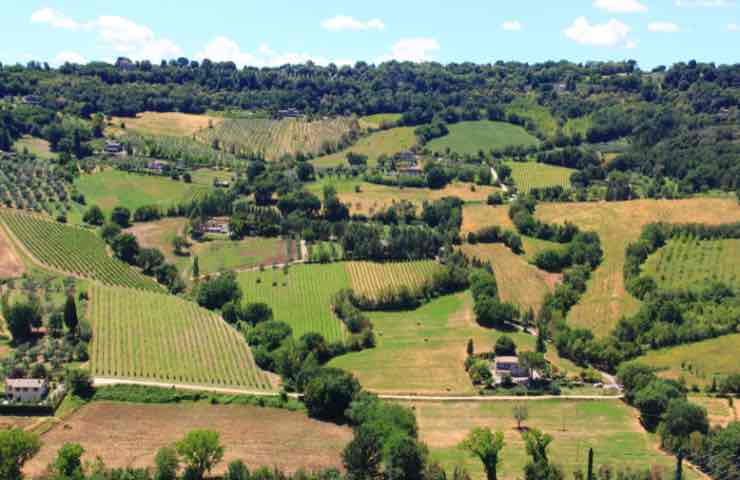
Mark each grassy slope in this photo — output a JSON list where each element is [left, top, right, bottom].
[[563, 116, 592, 137], [536, 198, 740, 335], [359, 113, 403, 129], [427, 121, 538, 155], [236, 264, 350, 342], [186, 237, 289, 276], [643, 237, 740, 290], [506, 161, 575, 193], [329, 292, 579, 394], [505, 97, 559, 138], [75, 169, 210, 216], [409, 399, 695, 480], [13, 135, 55, 160], [638, 334, 740, 387], [108, 112, 222, 137], [312, 127, 417, 168]]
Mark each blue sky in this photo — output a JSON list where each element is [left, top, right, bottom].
[[1, 1, 738, 69]]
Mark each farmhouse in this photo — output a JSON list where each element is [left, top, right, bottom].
[[398, 164, 424, 177], [103, 140, 124, 155], [195, 217, 230, 235], [214, 179, 231, 188], [493, 356, 530, 385], [5, 378, 49, 403]]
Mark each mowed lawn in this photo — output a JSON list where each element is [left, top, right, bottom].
[[638, 333, 740, 388], [643, 237, 740, 290], [237, 264, 350, 342], [329, 292, 580, 394], [25, 402, 351, 477], [405, 400, 695, 480], [186, 237, 290, 276], [108, 111, 222, 137], [312, 126, 417, 168], [308, 177, 501, 217], [75, 169, 210, 216], [506, 161, 575, 193], [535, 198, 740, 335], [427, 121, 538, 156]]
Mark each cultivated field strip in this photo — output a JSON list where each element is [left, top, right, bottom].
[[88, 284, 274, 390], [0, 210, 160, 291], [507, 161, 574, 193], [237, 264, 350, 342], [345, 261, 441, 298]]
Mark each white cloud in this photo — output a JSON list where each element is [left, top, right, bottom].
[[563, 17, 633, 47], [626, 40, 638, 48], [30, 8, 181, 62], [31, 8, 81, 30], [321, 15, 385, 31], [502, 21, 523, 31], [675, 0, 733, 6], [648, 22, 681, 32], [593, 0, 648, 13], [376, 38, 440, 63], [195, 37, 351, 67], [53, 51, 87, 65], [729, 23, 740, 30]]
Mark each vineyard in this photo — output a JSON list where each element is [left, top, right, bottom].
[[121, 133, 242, 168], [506, 161, 575, 193], [0, 210, 160, 291], [237, 264, 350, 342], [88, 284, 274, 389], [643, 236, 740, 290], [345, 261, 441, 298], [197, 117, 356, 161]]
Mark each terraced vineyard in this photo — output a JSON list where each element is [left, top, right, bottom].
[[345, 261, 441, 298], [0, 210, 160, 291], [506, 161, 575, 193], [643, 236, 740, 290], [197, 117, 356, 161], [88, 284, 273, 390], [237, 264, 350, 342]]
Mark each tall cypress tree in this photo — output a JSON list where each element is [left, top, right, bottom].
[[587, 448, 594, 480], [64, 295, 78, 334], [675, 452, 683, 480]]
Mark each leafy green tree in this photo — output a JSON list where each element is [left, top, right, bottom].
[[65, 368, 93, 398], [523, 429, 563, 480], [154, 446, 180, 480], [474, 297, 519, 328], [110, 206, 131, 228], [4, 300, 41, 341], [385, 434, 428, 480], [342, 423, 384, 480], [83, 205, 105, 226], [304, 368, 360, 421], [658, 399, 709, 453], [459, 428, 505, 480], [192, 256, 200, 277], [175, 430, 224, 480], [136, 248, 165, 275], [0, 428, 41, 480], [100, 223, 122, 243], [634, 379, 685, 431], [494, 336, 517, 356], [111, 233, 140, 264], [53, 443, 85, 479], [195, 272, 242, 310], [513, 404, 529, 430], [64, 295, 78, 333], [224, 460, 250, 480]]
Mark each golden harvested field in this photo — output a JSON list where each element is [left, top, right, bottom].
[[536, 198, 740, 335], [126, 218, 187, 263], [461, 243, 560, 312], [25, 402, 351, 477], [108, 112, 222, 137], [0, 223, 26, 278], [404, 400, 696, 480], [689, 395, 738, 427]]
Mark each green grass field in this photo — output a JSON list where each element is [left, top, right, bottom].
[[237, 264, 350, 342], [13, 135, 55, 160], [506, 161, 575, 193], [88, 283, 274, 389], [186, 237, 292, 277], [0, 210, 160, 291], [330, 292, 580, 394], [359, 113, 403, 129], [346, 260, 441, 298], [642, 237, 740, 290], [505, 97, 559, 139], [638, 334, 740, 388], [75, 169, 210, 216], [563, 116, 592, 137], [427, 121, 538, 156], [312, 127, 417, 168], [408, 399, 694, 480]]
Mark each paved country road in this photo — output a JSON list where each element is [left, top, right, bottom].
[[93, 377, 623, 401]]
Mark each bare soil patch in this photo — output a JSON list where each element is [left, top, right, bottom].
[[25, 402, 351, 476], [0, 225, 25, 278]]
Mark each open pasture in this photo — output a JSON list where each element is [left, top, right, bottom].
[[345, 260, 440, 298], [506, 161, 574, 193], [406, 399, 694, 480], [461, 243, 560, 312], [638, 333, 740, 388], [643, 237, 740, 290], [198, 117, 355, 161], [427, 121, 539, 156], [535, 198, 740, 335], [330, 293, 579, 394], [75, 169, 209, 215], [312, 126, 416, 168], [25, 402, 350, 477], [88, 283, 274, 389], [689, 395, 738, 427], [0, 210, 160, 291], [126, 218, 188, 263], [505, 97, 559, 138], [13, 135, 55, 160], [237, 264, 350, 342], [188, 236, 292, 276], [108, 111, 222, 137], [358, 113, 403, 129]]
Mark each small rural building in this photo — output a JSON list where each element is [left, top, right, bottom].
[[277, 108, 302, 119], [398, 164, 424, 177], [103, 140, 124, 155], [5, 378, 49, 403], [214, 179, 231, 188], [21, 95, 42, 105], [493, 356, 530, 385], [146, 160, 167, 173], [195, 217, 230, 235]]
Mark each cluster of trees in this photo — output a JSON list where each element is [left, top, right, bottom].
[[467, 226, 523, 254], [470, 268, 520, 329], [340, 223, 443, 261], [509, 197, 579, 243], [533, 232, 602, 273]]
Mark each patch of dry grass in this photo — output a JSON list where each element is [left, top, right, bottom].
[[108, 112, 222, 137], [0, 223, 26, 279]]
